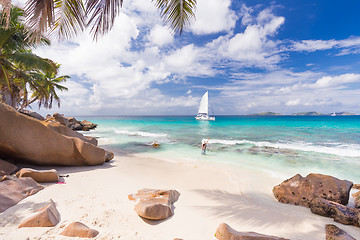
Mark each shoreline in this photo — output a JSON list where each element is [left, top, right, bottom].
[[1, 154, 360, 239]]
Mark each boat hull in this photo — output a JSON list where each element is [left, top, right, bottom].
[[195, 115, 215, 121]]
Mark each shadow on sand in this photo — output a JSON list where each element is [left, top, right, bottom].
[[192, 189, 332, 239]]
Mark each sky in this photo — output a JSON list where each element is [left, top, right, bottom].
[[30, 0, 360, 116]]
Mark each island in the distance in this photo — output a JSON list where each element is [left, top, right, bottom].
[[248, 111, 357, 116]]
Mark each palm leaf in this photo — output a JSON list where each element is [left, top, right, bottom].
[[85, 0, 123, 40], [51, 0, 86, 40], [154, 0, 196, 35], [25, 0, 55, 37], [9, 52, 57, 73]]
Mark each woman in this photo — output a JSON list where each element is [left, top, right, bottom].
[[201, 138, 209, 155]]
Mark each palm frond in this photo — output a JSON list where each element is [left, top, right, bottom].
[[153, 0, 196, 35], [51, 0, 86, 40], [9, 52, 57, 73], [85, 0, 123, 40], [0, 0, 12, 29], [25, 0, 55, 35]]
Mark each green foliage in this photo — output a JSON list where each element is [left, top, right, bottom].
[[0, 6, 68, 109], [3, 0, 196, 40]]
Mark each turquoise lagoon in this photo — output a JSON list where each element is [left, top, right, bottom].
[[82, 116, 360, 183]]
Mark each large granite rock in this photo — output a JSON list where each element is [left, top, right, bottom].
[[60, 222, 99, 238], [273, 173, 353, 207], [0, 102, 108, 166], [129, 189, 180, 220], [43, 121, 98, 146], [352, 191, 360, 209], [18, 109, 45, 121], [325, 224, 356, 240], [0, 177, 43, 213], [309, 198, 360, 226], [16, 168, 59, 183], [18, 200, 60, 228], [215, 223, 289, 240], [0, 159, 17, 177]]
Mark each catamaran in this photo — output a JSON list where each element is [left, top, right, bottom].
[[195, 91, 215, 121]]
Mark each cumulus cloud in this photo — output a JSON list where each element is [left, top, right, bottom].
[[190, 0, 237, 35], [312, 73, 360, 88], [164, 44, 215, 77], [148, 25, 173, 46], [211, 6, 285, 68]]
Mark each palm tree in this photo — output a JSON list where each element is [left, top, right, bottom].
[[0, 7, 58, 108], [3, 0, 197, 41], [27, 65, 69, 109]]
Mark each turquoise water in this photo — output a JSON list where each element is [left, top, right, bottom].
[[82, 116, 360, 182]]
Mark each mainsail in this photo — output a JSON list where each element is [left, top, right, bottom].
[[198, 91, 208, 115]]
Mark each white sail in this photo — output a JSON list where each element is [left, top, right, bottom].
[[198, 91, 208, 114]]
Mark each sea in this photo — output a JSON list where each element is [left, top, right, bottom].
[[81, 115, 360, 183]]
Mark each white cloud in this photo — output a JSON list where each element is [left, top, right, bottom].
[[212, 6, 285, 68], [212, 70, 360, 114], [292, 40, 338, 52], [313, 73, 360, 88], [286, 99, 301, 106], [190, 0, 237, 35], [148, 25, 173, 46], [164, 44, 215, 77], [291, 37, 360, 55]]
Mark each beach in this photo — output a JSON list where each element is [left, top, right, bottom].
[[1, 151, 360, 240], [1, 115, 360, 239]]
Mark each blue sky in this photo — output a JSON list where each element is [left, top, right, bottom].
[[32, 0, 360, 115]]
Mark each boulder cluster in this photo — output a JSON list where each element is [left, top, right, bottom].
[[0, 102, 113, 166], [273, 173, 360, 238], [45, 113, 97, 131], [1, 164, 98, 238]]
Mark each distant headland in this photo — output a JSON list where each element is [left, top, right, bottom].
[[248, 111, 358, 116]]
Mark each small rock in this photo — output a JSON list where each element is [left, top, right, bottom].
[[60, 222, 99, 238], [129, 189, 180, 220], [105, 151, 114, 162], [352, 184, 360, 190], [16, 168, 59, 183], [309, 198, 359, 226], [352, 191, 360, 209], [18, 200, 60, 228], [325, 224, 356, 240], [80, 120, 97, 130], [215, 223, 289, 240], [53, 113, 70, 126], [69, 122, 83, 131], [0, 177, 44, 213], [18, 109, 45, 121], [0, 159, 17, 177], [273, 173, 353, 207]]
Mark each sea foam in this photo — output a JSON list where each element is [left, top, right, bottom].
[[205, 138, 360, 157]]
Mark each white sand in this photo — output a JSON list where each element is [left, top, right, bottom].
[[1, 154, 360, 240]]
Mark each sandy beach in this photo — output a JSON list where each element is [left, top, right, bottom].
[[1, 151, 360, 240]]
